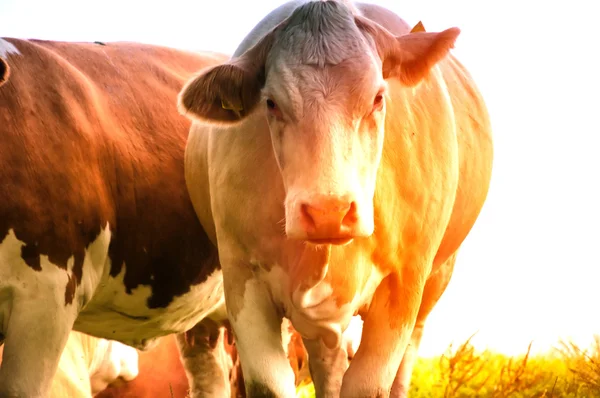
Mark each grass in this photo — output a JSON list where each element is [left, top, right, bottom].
[[409, 333, 600, 398], [294, 334, 600, 398]]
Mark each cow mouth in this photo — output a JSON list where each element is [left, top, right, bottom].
[[307, 237, 354, 246]]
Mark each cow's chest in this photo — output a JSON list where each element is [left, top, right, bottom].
[[242, 238, 386, 344]]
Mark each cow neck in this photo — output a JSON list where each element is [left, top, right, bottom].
[[288, 244, 331, 295]]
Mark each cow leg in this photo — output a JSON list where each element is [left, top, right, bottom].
[[302, 337, 349, 398], [388, 322, 425, 398], [390, 253, 457, 397], [175, 317, 233, 398], [0, 294, 77, 397], [224, 269, 296, 398], [339, 272, 426, 398]]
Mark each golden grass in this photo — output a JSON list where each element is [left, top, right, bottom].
[[410, 334, 600, 397], [295, 334, 600, 398]]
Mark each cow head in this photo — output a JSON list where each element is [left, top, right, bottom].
[[179, 1, 459, 245]]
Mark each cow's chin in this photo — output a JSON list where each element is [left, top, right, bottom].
[[285, 226, 367, 246], [307, 237, 354, 246]]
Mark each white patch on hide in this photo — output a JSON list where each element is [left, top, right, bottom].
[[76, 257, 225, 349], [0, 222, 225, 351], [0, 228, 89, 318], [0, 227, 105, 395], [0, 39, 21, 58], [232, 275, 296, 396], [89, 338, 139, 394], [343, 315, 364, 357]]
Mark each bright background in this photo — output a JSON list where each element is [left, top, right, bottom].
[[1, 0, 599, 357]]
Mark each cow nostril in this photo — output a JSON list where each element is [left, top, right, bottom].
[[341, 202, 358, 226], [300, 203, 317, 230]]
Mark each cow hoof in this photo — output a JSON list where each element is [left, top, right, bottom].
[[247, 382, 279, 398]]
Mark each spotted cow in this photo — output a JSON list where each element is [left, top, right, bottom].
[[0, 39, 232, 397], [178, 0, 493, 396]]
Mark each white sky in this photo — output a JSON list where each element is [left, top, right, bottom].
[[1, 0, 599, 357]]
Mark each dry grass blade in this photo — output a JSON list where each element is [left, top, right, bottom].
[[556, 335, 600, 394]]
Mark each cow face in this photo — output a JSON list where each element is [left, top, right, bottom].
[[179, 1, 460, 245], [259, 47, 385, 245]]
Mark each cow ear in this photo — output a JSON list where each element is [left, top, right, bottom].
[[391, 28, 460, 86], [0, 58, 10, 87], [178, 25, 281, 124], [410, 20, 426, 33], [356, 16, 460, 87]]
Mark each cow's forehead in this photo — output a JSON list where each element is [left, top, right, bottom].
[[266, 55, 382, 108], [269, 1, 368, 68]]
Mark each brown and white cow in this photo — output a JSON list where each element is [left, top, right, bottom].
[[178, 0, 493, 396], [0, 39, 233, 397]]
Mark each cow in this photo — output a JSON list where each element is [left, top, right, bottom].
[[178, 0, 493, 396], [0, 331, 138, 398], [0, 38, 234, 397]]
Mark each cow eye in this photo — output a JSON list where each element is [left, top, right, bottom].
[[266, 98, 284, 120], [373, 93, 384, 110]]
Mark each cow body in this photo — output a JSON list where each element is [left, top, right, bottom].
[[0, 38, 231, 397], [180, 0, 493, 397]]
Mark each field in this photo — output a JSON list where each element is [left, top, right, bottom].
[[295, 335, 600, 398]]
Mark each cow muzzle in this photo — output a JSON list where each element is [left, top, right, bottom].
[[286, 194, 373, 245]]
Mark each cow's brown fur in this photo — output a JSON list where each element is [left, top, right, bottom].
[[0, 38, 232, 397], [0, 39, 225, 307]]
